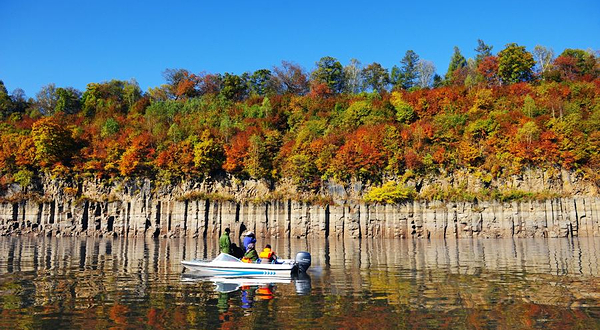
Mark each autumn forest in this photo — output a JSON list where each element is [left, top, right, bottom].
[[0, 42, 598, 200]]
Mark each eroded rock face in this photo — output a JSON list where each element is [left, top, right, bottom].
[[0, 171, 598, 239]]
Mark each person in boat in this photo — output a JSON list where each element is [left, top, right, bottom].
[[259, 244, 277, 263], [241, 242, 259, 263], [229, 242, 244, 259], [219, 227, 231, 254], [242, 231, 256, 250]]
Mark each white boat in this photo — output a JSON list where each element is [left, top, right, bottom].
[[181, 252, 311, 278]]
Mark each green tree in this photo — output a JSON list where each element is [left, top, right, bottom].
[[474, 39, 493, 64], [55, 87, 81, 114], [81, 80, 136, 117], [248, 69, 275, 96], [221, 73, 248, 101], [245, 130, 281, 180], [13, 168, 34, 187], [432, 74, 443, 88], [361, 62, 389, 93], [497, 43, 535, 84], [390, 65, 400, 89], [390, 91, 415, 123], [123, 79, 143, 110], [391, 50, 419, 90], [445, 46, 467, 83], [558, 49, 597, 76], [245, 134, 269, 179], [522, 95, 539, 118], [340, 100, 374, 128], [10, 88, 29, 115], [311, 56, 345, 94], [0, 81, 13, 117], [145, 100, 183, 125], [517, 121, 541, 145], [101, 117, 120, 137]]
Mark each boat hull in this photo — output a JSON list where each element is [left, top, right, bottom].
[[182, 260, 297, 278]]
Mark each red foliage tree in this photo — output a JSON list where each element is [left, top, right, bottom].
[[477, 56, 499, 86], [330, 125, 388, 180], [222, 129, 255, 173]]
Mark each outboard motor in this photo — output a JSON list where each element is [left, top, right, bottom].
[[295, 251, 311, 272]]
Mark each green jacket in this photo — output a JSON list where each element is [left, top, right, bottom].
[[219, 233, 231, 254], [244, 249, 259, 262]]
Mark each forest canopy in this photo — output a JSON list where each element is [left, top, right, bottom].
[[0, 42, 599, 192]]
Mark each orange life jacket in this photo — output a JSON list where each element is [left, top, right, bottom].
[[259, 248, 274, 260], [241, 257, 252, 263]]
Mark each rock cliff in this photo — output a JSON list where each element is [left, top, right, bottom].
[[0, 169, 598, 239]]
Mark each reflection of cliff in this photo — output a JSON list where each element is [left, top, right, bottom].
[[313, 237, 600, 309], [376, 239, 598, 308], [1, 237, 598, 305], [0, 237, 598, 329]]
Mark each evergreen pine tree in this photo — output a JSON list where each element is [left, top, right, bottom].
[[445, 46, 467, 82], [475, 39, 493, 64]]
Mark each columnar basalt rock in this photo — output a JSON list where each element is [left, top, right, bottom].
[[329, 203, 345, 238], [290, 201, 311, 239], [0, 174, 599, 239], [1, 196, 600, 239], [267, 200, 287, 238]]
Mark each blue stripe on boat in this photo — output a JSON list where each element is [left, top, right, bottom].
[[207, 268, 279, 276]]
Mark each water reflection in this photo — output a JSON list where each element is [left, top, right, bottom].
[[0, 236, 598, 329], [181, 272, 311, 297], [293, 272, 312, 295]]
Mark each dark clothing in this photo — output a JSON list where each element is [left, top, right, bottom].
[[219, 233, 231, 254], [243, 235, 256, 250], [230, 243, 245, 259], [243, 249, 259, 262]]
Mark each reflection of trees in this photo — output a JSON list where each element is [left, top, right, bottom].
[[0, 236, 599, 329], [298, 237, 599, 328], [313, 237, 600, 328]]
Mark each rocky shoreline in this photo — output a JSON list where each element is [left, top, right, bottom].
[[0, 169, 598, 239]]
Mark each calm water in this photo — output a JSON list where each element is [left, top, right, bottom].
[[0, 236, 598, 329]]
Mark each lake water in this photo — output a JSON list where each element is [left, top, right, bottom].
[[0, 236, 598, 329]]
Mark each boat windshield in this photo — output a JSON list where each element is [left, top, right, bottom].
[[213, 253, 242, 263]]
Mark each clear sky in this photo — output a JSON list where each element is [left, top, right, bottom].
[[1, 0, 599, 97]]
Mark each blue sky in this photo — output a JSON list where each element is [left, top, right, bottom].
[[1, 0, 599, 97]]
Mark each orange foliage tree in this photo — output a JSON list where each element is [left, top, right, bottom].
[[0, 49, 597, 190]]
